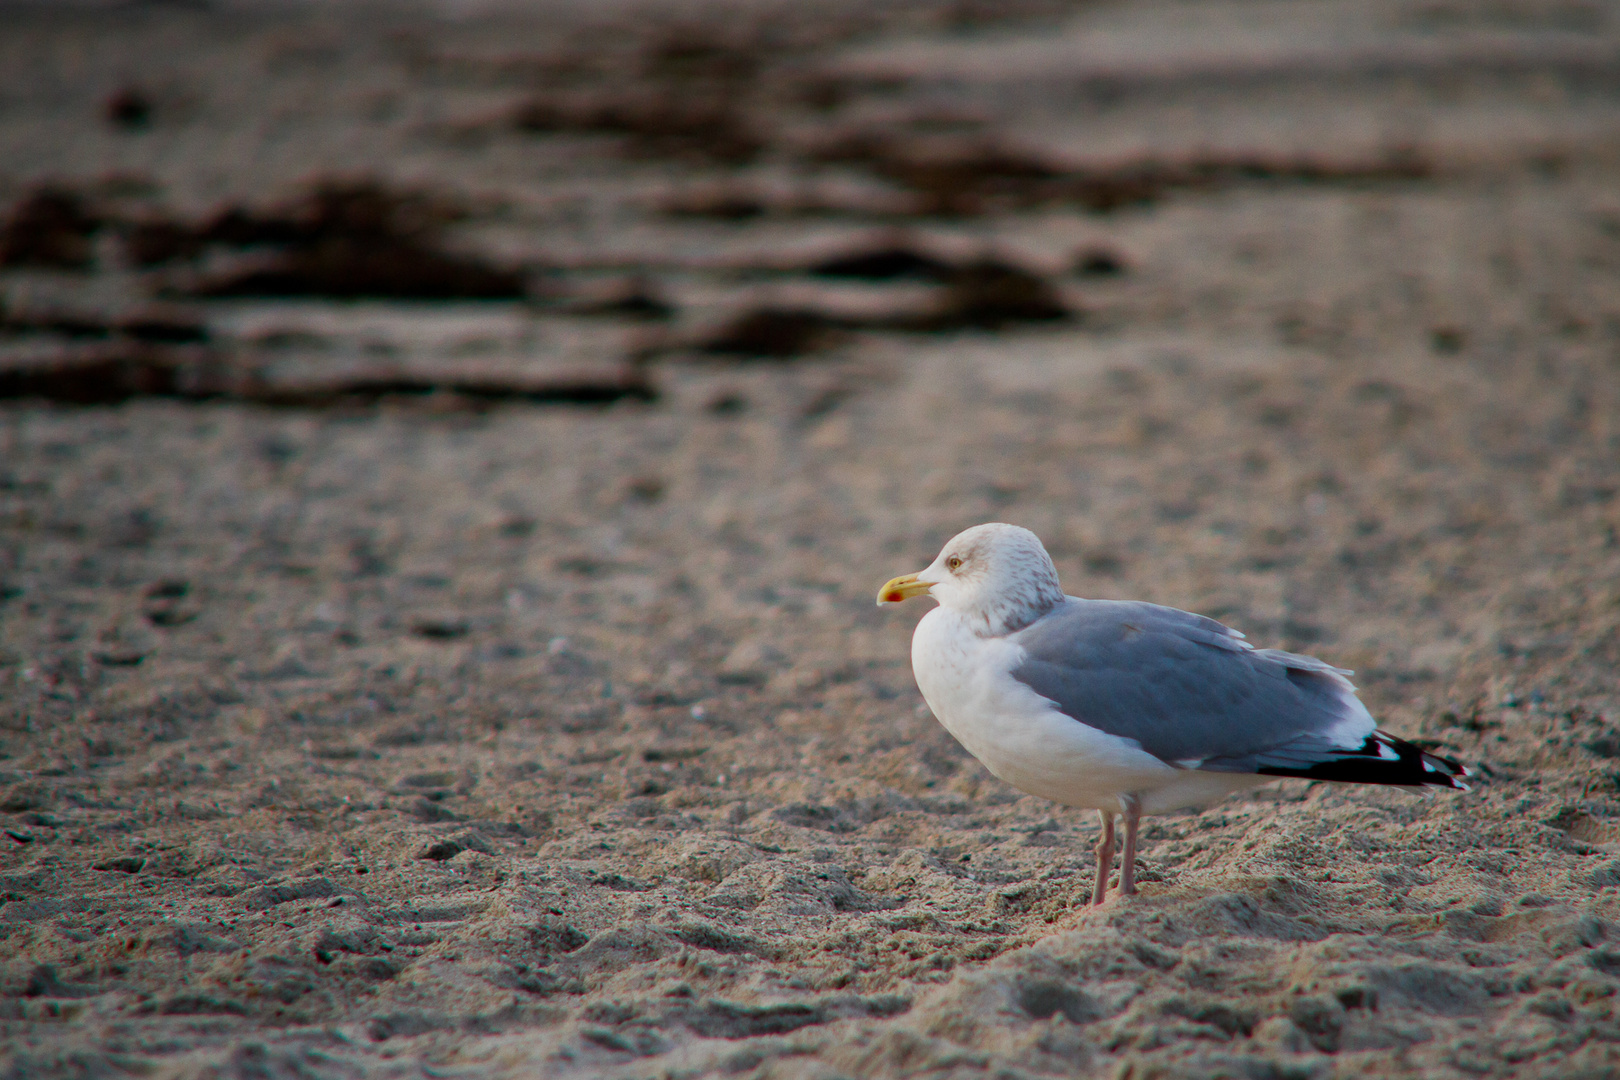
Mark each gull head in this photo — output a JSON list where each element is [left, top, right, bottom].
[[877, 523, 1066, 635]]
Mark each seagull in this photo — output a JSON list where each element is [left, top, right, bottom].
[[877, 523, 1470, 905]]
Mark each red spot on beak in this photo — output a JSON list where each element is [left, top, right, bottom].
[[884, 591, 902, 603]]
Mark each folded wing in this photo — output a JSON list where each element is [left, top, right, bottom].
[[1008, 599, 1468, 790]]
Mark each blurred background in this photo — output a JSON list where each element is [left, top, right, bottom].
[[3, 0, 1617, 406]]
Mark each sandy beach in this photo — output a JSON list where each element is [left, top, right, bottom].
[[2, 1, 1620, 1076]]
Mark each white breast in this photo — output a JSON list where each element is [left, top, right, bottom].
[[911, 607, 1181, 814]]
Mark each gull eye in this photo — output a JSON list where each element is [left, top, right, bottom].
[[946, 556, 963, 571]]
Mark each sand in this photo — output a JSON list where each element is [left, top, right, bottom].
[[2, 1, 1620, 1077]]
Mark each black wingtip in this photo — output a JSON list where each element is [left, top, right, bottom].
[[1256, 731, 1472, 790]]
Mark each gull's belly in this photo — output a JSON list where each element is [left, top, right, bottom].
[[912, 609, 1176, 813]]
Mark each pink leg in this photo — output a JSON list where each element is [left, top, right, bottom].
[[1119, 798, 1142, 897], [1091, 810, 1115, 906]]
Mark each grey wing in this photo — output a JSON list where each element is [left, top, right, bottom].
[[1007, 599, 1373, 766]]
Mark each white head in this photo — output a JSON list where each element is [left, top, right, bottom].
[[877, 523, 1065, 635]]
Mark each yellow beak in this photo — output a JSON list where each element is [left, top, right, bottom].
[[877, 572, 932, 605]]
